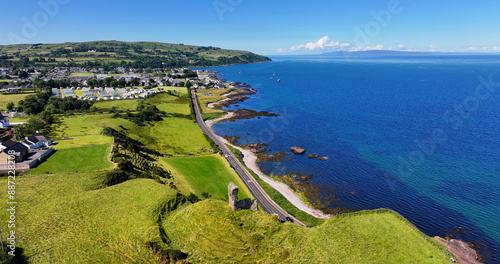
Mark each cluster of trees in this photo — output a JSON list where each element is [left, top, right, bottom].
[[17, 91, 93, 114], [111, 101, 166, 126], [102, 127, 160, 156], [13, 117, 48, 139], [14, 90, 93, 124], [102, 127, 171, 186], [33, 78, 78, 89], [169, 69, 197, 79], [86, 77, 131, 88]]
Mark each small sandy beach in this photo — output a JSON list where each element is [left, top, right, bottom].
[[205, 112, 331, 219]]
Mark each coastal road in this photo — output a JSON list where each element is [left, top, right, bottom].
[[189, 88, 305, 227]]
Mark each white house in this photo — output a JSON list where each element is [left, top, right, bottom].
[[21, 133, 52, 149], [0, 115, 9, 128]]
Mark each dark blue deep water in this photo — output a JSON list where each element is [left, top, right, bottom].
[[205, 55, 500, 262]]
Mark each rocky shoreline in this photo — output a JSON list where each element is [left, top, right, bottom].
[[201, 84, 330, 219]]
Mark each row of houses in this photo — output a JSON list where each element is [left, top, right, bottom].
[[0, 133, 52, 164]]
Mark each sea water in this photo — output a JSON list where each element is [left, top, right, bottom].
[[207, 55, 500, 262]]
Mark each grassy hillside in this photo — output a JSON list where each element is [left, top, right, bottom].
[[164, 199, 453, 264], [162, 155, 253, 200], [0, 40, 271, 68], [0, 172, 180, 263]]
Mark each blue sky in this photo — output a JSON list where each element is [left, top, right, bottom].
[[1, 0, 499, 55]]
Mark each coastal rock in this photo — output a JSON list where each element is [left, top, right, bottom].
[[296, 173, 313, 181], [308, 153, 319, 159], [222, 109, 280, 123], [434, 237, 481, 264], [318, 156, 328, 160], [290, 147, 306, 154], [256, 151, 288, 162]]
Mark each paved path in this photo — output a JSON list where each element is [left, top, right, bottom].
[[190, 89, 305, 226]]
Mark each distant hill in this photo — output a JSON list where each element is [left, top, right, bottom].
[[0, 41, 271, 68]]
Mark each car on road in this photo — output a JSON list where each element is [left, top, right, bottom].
[[224, 154, 229, 158]]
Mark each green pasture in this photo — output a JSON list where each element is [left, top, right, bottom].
[[162, 155, 252, 200], [26, 144, 113, 175]]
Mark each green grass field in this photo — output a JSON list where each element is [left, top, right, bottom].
[[70, 72, 95, 76], [164, 199, 453, 264], [0, 172, 179, 263], [50, 113, 133, 137], [50, 112, 211, 156], [94, 92, 191, 115], [26, 144, 113, 175], [52, 135, 114, 149], [73, 89, 84, 97], [7, 117, 29, 123], [0, 93, 32, 110], [196, 88, 229, 115], [94, 99, 139, 111], [131, 117, 211, 156], [156, 86, 189, 96], [162, 155, 252, 200]]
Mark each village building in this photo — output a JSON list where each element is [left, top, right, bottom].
[[0, 115, 10, 128], [0, 142, 28, 163]]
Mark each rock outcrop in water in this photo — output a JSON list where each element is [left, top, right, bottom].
[[290, 146, 306, 154], [228, 182, 258, 211]]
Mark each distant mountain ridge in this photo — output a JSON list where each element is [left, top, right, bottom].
[[320, 50, 498, 56], [0, 40, 271, 68]]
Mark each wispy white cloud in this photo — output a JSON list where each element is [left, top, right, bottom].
[[466, 45, 489, 51], [363, 44, 385, 51], [277, 37, 498, 54], [428, 45, 439, 52], [277, 36, 350, 52]]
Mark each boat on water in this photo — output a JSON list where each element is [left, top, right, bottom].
[[277, 79, 281, 82]]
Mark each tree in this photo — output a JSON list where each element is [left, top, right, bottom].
[[39, 110, 55, 124], [18, 71, 29, 79], [14, 117, 46, 139], [6, 101, 14, 111], [185, 80, 192, 89], [129, 77, 140, 87]]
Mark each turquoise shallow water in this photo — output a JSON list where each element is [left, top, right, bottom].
[[205, 55, 500, 262]]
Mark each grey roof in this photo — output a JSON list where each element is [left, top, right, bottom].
[[26, 136, 40, 144], [4, 142, 28, 154], [1, 139, 16, 148], [33, 133, 51, 142]]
